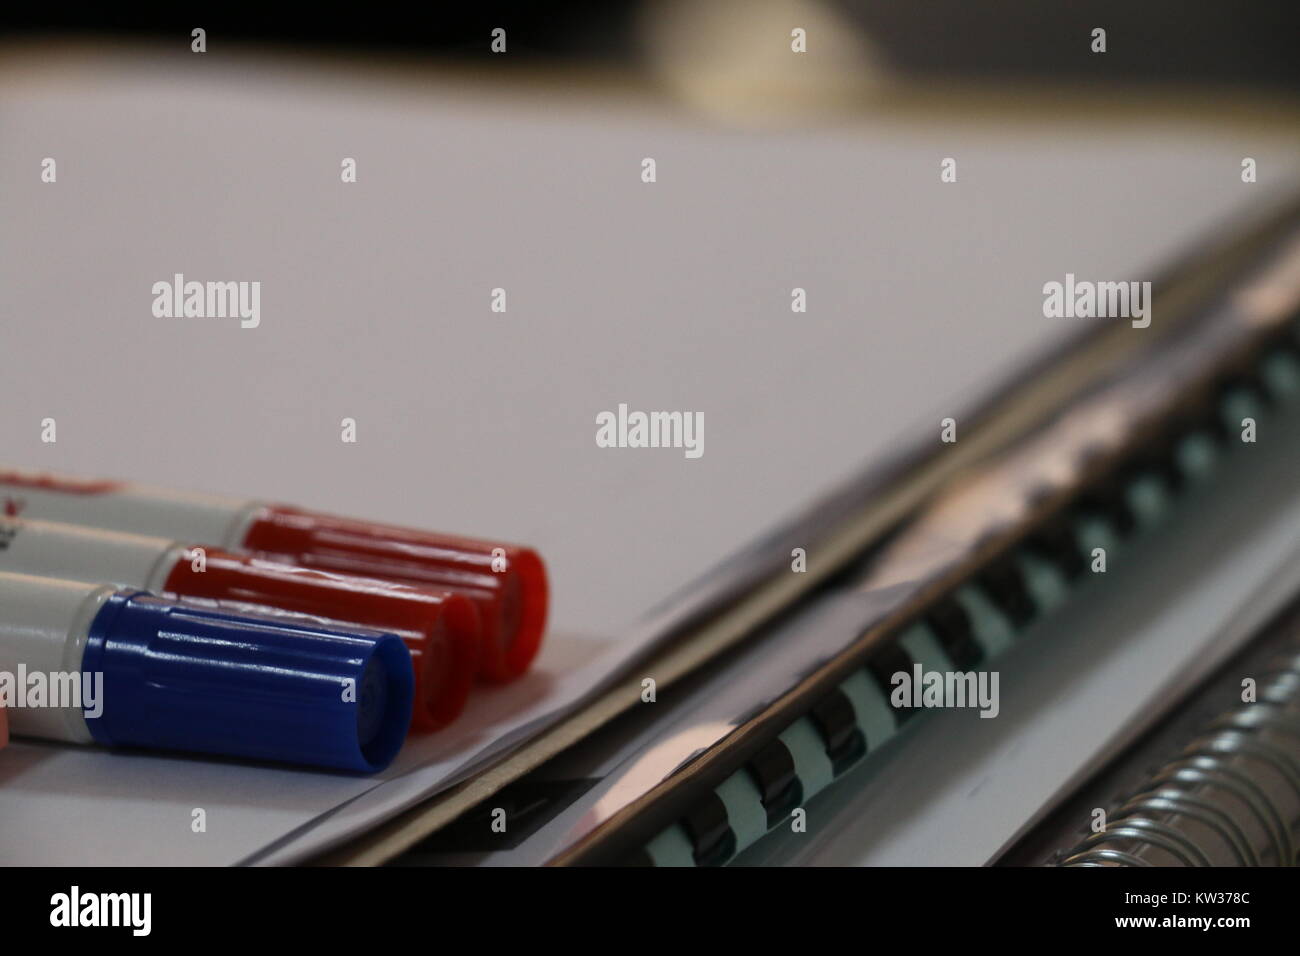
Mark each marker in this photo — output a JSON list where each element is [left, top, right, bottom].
[[0, 572, 413, 772], [0, 703, 7, 751], [0, 517, 477, 733], [0, 469, 546, 683]]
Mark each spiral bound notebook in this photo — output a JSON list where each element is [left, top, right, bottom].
[[378, 211, 1300, 866], [524, 205, 1300, 867], [1059, 643, 1300, 867]]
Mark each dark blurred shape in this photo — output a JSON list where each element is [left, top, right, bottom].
[[0, 5, 643, 61], [842, 0, 1300, 91], [2, 2, 1298, 92]]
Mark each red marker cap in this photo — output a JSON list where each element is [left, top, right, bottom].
[[162, 551, 480, 732], [239, 507, 547, 683]]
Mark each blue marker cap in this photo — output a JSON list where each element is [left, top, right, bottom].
[[80, 590, 413, 773]]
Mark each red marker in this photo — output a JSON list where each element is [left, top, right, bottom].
[[0, 469, 547, 682], [0, 517, 478, 732]]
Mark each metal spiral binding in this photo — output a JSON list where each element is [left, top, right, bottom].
[[1060, 651, 1300, 866]]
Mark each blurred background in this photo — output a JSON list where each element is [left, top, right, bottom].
[[4, 3, 1300, 92], [4, 3, 1300, 117]]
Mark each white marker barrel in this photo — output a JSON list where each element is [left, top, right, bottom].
[[0, 574, 112, 743], [0, 470, 255, 546], [0, 517, 184, 591]]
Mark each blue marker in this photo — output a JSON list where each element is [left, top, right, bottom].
[[0, 571, 413, 773]]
